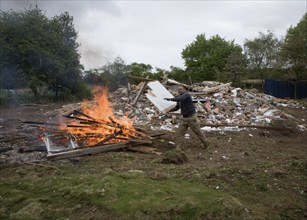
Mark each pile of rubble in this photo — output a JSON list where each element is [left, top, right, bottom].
[[110, 77, 306, 132], [0, 77, 305, 163]]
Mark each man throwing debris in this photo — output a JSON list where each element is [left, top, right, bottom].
[[164, 86, 210, 148]]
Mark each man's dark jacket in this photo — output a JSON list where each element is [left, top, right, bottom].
[[169, 92, 196, 117]]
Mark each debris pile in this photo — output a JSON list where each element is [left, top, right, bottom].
[[109, 77, 305, 132], [0, 77, 305, 163]]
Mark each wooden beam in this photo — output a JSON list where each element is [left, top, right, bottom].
[[127, 146, 158, 154], [47, 142, 128, 160], [127, 82, 131, 102], [131, 80, 148, 106], [201, 83, 231, 94], [128, 75, 154, 82], [166, 78, 195, 91], [23, 121, 61, 126], [128, 138, 153, 144]]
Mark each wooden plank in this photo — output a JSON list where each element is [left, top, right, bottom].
[[148, 132, 166, 138], [128, 75, 154, 82], [166, 78, 195, 91], [127, 82, 131, 102], [47, 142, 128, 160], [23, 121, 61, 126], [127, 146, 159, 154], [132, 80, 148, 106], [201, 83, 231, 94], [128, 138, 153, 144]]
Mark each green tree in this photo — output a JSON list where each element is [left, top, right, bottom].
[[84, 57, 129, 91], [0, 10, 26, 89], [181, 34, 242, 82], [83, 68, 103, 86], [279, 13, 307, 98], [0, 8, 90, 101], [101, 57, 129, 91], [128, 63, 153, 77], [244, 31, 281, 88], [50, 12, 87, 100], [127, 62, 153, 84], [0, 8, 51, 94], [220, 47, 247, 87], [168, 66, 189, 84], [151, 68, 166, 81]]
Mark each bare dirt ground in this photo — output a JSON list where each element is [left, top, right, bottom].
[[0, 101, 306, 219]]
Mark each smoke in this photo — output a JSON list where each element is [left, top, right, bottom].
[[79, 42, 114, 70]]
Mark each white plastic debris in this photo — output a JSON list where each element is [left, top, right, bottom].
[[297, 125, 305, 131], [263, 109, 279, 117]]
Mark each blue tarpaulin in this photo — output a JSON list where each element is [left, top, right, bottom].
[[265, 79, 307, 99]]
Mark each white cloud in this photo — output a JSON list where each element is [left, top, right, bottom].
[[1, 0, 306, 70]]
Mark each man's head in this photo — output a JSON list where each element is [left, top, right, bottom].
[[177, 86, 186, 95]]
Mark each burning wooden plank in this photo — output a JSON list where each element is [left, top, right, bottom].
[[94, 129, 123, 146], [128, 138, 153, 144]]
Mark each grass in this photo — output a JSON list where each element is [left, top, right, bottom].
[[0, 150, 305, 219], [0, 171, 244, 219], [0, 160, 250, 219]]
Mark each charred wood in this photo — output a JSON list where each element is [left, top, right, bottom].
[[93, 130, 123, 146]]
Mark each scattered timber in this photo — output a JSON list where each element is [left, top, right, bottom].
[[132, 80, 148, 106], [127, 146, 159, 154], [201, 83, 231, 94], [128, 75, 154, 82], [47, 142, 128, 160], [128, 138, 153, 144]]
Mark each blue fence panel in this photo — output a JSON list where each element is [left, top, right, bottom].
[[297, 82, 307, 99], [265, 79, 293, 98], [265, 79, 307, 99]]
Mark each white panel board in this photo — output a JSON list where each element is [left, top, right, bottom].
[[146, 81, 177, 114]]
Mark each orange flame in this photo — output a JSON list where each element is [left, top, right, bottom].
[[62, 87, 135, 146]]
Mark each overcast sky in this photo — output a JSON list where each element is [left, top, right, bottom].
[[1, 0, 306, 71]]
